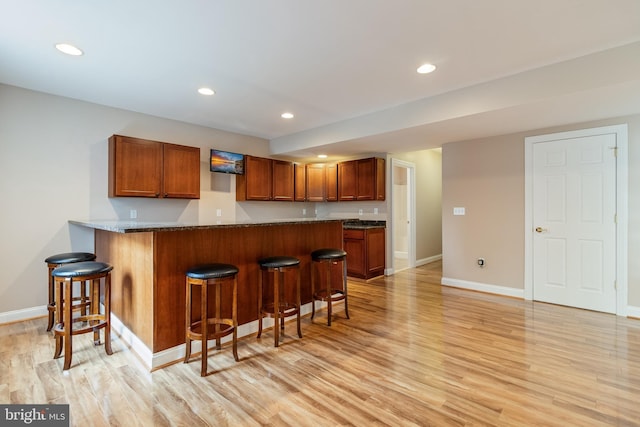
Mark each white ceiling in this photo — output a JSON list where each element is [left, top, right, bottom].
[[2, 1, 640, 161]]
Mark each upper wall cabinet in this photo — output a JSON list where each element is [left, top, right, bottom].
[[294, 163, 306, 201], [236, 155, 273, 201], [338, 157, 385, 201], [305, 163, 326, 202], [108, 135, 200, 199], [236, 155, 296, 201]]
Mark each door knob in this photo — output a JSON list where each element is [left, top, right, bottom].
[[535, 227, 548, 233]]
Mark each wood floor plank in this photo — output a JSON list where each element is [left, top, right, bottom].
[[2, 261, 640, 426]]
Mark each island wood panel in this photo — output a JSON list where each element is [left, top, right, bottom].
[[95, 230, 155, 350], [95, 222, 343, 353], [153, 222, 343, 351]]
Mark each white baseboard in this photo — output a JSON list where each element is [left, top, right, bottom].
[[114, 301, 318, 371], [0, 305, 47, 325], [441, 277, 525, 299], [627, 305, 640, 319], [416, 254, 442, 267]]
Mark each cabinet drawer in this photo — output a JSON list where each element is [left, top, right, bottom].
[[343, 229, 365, 240]]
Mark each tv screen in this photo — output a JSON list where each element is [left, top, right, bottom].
[[210, 149, 244, 175]]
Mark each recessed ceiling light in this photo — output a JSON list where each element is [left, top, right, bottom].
[[281, 112, 294, 119], [417, 63, 436, 74], [318, 154, 327, 159], [55, 43, 83, 56], [198, 87, 215, 96]]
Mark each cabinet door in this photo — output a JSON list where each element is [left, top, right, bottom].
[[109, 135, 162, 198], [162, 143, 200, 199], [294, 163, 306, 201], [306, 164, 326, 202], [344, 237, 366, 278], [375, 158, 385, 200], [326, 163, 338, 201], [366, 228, 386, 277], [338, 160, 357, 201], [237, 155, 272, 200], [356, 158, 376, 200], [272, 160, 294, 201]]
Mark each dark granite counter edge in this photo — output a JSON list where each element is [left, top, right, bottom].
[[70, 218, 354, 234], [343, 220, 386, 230]]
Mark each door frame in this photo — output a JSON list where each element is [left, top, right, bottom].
[[390, 158, 416, 274], [524, 124, 628, 316]]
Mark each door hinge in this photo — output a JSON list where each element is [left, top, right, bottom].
[[610, 146, 618, 157], [614, 213, 618, 224], [614, 280, 617, 290]]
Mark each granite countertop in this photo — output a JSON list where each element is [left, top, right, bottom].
[[69, 218, 353, 233], [343, 220, 386, 229]]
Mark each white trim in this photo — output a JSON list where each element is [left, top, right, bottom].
[[627, 306, 640, 319], [441, 277, 524, 299], [111, 301, 318, 370], [524, 124, 628, 316], [390, 158, 417, 272], [417, 254, 442, 267], [0, 305, 47, 325]]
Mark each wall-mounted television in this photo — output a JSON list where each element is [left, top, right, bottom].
[[210, 149, 244, 175]]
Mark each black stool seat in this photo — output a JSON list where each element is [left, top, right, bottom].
[[45, 252, 96, 265], [45, 252, 97, 332], [311, 248, 347, 261], [258, 256, 300, 269], [52, 261, 113, 278], [186, 264, 238, 280]]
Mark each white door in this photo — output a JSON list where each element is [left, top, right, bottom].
[[392, 159, 416, 273], [532, 133, 617, 313]]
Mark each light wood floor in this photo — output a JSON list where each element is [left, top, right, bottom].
[[2, 261, 640, 426]]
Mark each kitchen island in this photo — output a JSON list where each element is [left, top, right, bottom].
[[70, 218, 346, 369]]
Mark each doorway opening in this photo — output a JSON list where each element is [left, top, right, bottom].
[[391, 159, 416, 273]]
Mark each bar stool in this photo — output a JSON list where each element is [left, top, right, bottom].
[[185, 263, 239, 376], [311, 248, 349, 326], [45, 252, 96, 331], [52, 261, 113, 370], [257, 256, 302, 347]]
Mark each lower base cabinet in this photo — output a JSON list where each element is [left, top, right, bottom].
[[343, 228, 385, 279]]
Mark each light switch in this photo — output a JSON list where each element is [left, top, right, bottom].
[[453, 207, 465, 216]]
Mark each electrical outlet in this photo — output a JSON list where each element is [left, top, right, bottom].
[[302, 208, 306, 215], [130, 209, 137, 219], [216, 209, 222, 217], [358, 209, 363, 215], [374, 208, 378, 215]]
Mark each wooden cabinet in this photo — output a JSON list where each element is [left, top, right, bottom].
[[344, 227, 385, 279], [108, 135, 200, 199], [326, 163, 338, 202], [272, 159, 294, 201], [294, 163, 306, 201], [338, 157, 385, 201], [306, 163, 326, 202], [236, 155, 272, 201], [237, 156, 297, 201], [338, 161, 358, 201]]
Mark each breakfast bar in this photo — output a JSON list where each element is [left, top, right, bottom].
[[70, 218, 345, 368]]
